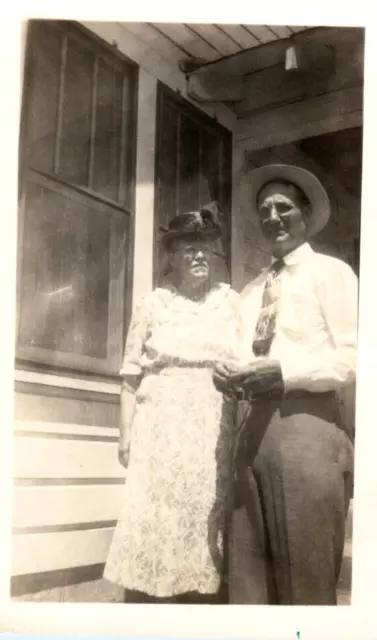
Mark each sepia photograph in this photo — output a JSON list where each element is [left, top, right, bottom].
[[10, 18, 362, 610]]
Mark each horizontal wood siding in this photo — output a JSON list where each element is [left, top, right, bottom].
[[12, 568, 123, 601], [236, 87, 363, 151], [13, 485, 124, 529], [12, 527, 115, 576], [14, 432, 123, 479], [11, 389, 124, 599]]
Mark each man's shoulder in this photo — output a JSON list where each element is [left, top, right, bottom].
[[308, 248, 356, 277]]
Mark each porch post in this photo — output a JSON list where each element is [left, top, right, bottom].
[[132, 69, 157, 304]]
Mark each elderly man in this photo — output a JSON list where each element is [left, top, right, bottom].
[[215, 164, 358, 605]]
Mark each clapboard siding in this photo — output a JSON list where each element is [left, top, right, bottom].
[[236, 86, 363, 151], [12, 400, 123, 594], [15, 420, 118, 437], [12, 411, 353, 600], [14, 433, 124, 479], [12, 527, 115, 576], [13, 485, 124, 529], [12, 568, 124, 601], [14, 388, 120, 426]]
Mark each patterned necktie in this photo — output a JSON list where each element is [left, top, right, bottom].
[[252, 258, 285, 357]]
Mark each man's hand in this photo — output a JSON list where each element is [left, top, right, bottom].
[[228, 358, 284, 398]]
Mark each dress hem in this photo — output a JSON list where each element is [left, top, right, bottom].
[[103, 573, 221, 599]]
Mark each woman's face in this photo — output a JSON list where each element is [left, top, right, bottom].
[[168, 238, 214, 285]]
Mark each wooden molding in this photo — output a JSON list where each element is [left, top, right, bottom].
[[235, 86, 363, 151], [187, 72, 244, 103], [14, 368, 121, 395]]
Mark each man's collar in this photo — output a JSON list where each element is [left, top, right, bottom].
[[270, 242, 313, 267]]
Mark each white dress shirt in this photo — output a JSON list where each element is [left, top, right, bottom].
[[238, 242, 358, 393]]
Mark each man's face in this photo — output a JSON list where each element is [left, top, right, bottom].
[[256, 181, 309, 256]]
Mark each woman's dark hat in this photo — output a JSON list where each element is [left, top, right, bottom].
[[162, 201, 223, 249], [249, 164, 331, 238]]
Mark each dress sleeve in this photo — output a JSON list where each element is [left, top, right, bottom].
[[120, 293, 153, 378]]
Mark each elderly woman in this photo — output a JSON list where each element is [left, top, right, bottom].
[[104, 204, 240, 604]]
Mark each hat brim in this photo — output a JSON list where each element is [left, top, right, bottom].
[[248, 164, 331, 238], [162, 227, 222, 249]]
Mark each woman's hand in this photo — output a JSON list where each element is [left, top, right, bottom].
[[213, 361, 243, 396], [118, 440, 131, 469], [118, 382, 136, 469], [118, 427, 131, 469]]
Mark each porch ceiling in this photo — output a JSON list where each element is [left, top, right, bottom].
[[116, 22, 364, 151], [146, 23, 310, 64], [119, 22, 311, 69], [179, 25, 365, 151]]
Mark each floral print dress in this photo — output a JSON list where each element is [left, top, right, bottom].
[[104, 283, 240, 597]]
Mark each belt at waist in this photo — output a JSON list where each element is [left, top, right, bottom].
[[143, 362, 215, 377], [238, 388, 336, 414], [236, 389, 351, 440]]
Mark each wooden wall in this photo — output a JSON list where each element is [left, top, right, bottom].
[[12, 377, 125, 601], [12, 21, 235, 601]]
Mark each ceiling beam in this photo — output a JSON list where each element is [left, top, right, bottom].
[[186, 72, 244, 103], [235, 41, 363, 117], [235, 86, 363, 151], [186, 26, 364, 83], [186, 31, 364, 115], [285, 41, 334, 73]]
